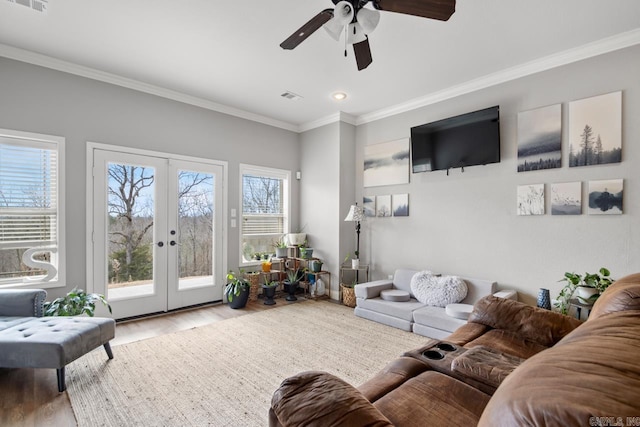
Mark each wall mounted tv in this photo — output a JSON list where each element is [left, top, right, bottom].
[[410, 106, 500, 173]]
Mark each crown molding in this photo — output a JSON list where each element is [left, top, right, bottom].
[[354, 28, 640, 126], [0, 43, 299, 133]]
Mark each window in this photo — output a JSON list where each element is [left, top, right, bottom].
[[0, 129, 65, 288], [240, 164, 289, 264]]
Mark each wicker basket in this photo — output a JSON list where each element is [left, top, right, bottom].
[[246, 273, 261, 301], [341, 283, 356, 308]]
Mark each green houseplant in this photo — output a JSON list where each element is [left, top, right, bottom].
[[225, 270, 250, 309], [555, 268, 614, 315], [274, 235, 288, 258], [44, 287, 112, 317], [262, 280, 278, 305], [283, 269, 303, 301]]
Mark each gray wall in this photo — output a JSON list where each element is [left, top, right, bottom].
[[0, 57, 300, 299], [354, 45, 640, 304]]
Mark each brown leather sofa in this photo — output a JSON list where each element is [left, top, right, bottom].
[[269, 273, 640, 426]]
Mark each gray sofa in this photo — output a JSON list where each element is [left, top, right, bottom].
[[354, 269, 515, 339], [0, 289, 116, 391]]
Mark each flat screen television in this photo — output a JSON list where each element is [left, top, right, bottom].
[[410, 106, 500, 173]]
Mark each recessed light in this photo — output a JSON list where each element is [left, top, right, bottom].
[[332, 92, 347, 101]]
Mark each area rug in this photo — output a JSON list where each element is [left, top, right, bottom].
[[66, 301, 426, 426]]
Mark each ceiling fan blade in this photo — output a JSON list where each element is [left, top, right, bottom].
[[280, 9, 334, 50], [375, 0, 456, 21], [353, 38, 373, 71]]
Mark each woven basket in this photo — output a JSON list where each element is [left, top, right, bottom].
[[341, 284, 356, 308], [246, 273, 261, 301]]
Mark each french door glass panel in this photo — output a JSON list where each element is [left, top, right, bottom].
[[93, 150, 223, 319]]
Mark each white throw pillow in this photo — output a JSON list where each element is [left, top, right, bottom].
[[410, 271, 468, 307]]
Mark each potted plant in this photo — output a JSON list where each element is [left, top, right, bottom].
[[309, 259, 323, 273], [274, 236, 288, 258], [44, 287, 112, 317], [262, 281, 278, 305], [299, 240, 314, 259], [344, 253, 359, 270], [283, 269, 303, 301], [287, 225, 307, 246], [555, 268, 614, 315], [225, 270, 250, 309]]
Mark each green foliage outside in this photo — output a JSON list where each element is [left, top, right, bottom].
[[108, 244, 153, 283]]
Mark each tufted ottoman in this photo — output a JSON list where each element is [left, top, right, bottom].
[[0, 289, 116, 392]]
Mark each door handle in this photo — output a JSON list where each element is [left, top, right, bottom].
[[170, 240, 177, 246], [157, 241, 164, 247]]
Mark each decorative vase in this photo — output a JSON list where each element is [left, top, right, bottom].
[[262, 284, 277, 305], [536, 288, 551, 310], [316, 277, 325, 296], [351, 259, 360, 269]]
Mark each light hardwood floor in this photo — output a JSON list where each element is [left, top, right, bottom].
[[0, 300, 275, 427]]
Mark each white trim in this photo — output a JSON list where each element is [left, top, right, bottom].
[[0, 43, 298, 133], [0, 128, 65, 290], [238, 163, 291, 268], [85, 141, 228, 294], [2, 29, 639, 133]]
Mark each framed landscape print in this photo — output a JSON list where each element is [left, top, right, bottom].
[[551, 182, 581, 215], [517, 104, 562, 172], [517, 184, 544, 216], [363, 196, 376, 217], [588, 179, 623, 215], [364, 139, 410, 187], [392, 194, 409, 217], [569, 91, 622, 167], [376, 195, 392, 217]]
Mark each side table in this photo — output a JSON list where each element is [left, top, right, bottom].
[[569, 298, 594, 320]]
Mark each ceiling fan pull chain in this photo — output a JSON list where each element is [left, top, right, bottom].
[[344, 26, 348, 57]]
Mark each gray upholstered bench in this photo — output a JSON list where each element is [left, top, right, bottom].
[[0, 289, 115, 392]]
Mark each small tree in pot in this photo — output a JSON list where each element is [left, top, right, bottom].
[[555, 268, 614, 315]]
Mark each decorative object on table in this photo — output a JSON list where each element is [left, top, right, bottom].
[[588, 179, 623, 215], [315, 277, 326, 297], [376, 195, 392, 217], [309, 259, 323, 273], [517, 184, 544, 215], [274, 235, 288, 258], [225, 270, 250, 309], [555, 268, 614, 315], [569, 91, 622, 168], [246, 271, 261, 301], [261, 260, 272, 273], [517, 104, 562, 172], [344, 203, 364, 275], [363, 196, 376, 217], [299, 245, 314, 259], [283, 269, 303, 301], [44, 287, 112, 317], [341, 282, 357, 308], [536, 288, 552, 310], [392, 194, 409, 217], [262, 281, 278, 306], [364, 138, 410, 187], [551, 182, 582, 215]]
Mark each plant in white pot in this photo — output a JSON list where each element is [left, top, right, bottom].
[[273, 235, 288, 258], [287, 225, 307, 246], [555, 268, 614, 315]]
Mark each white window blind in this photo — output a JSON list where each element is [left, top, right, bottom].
[[0, 131, 63, 285], [240, 165, 289, 264]]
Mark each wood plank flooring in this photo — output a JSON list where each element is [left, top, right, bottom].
[[0, 300, 275, 427]]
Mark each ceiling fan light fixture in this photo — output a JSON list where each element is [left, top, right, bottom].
[[323, 17, 345, 41], [356, 7, 380, 34], [333, 1, 354, 25], [346, 22, 367, 45]]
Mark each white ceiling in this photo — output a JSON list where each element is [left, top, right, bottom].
[[1, 0, 639, 132]]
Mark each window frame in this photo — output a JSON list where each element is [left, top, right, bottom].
[[239, 164, 290, 267], [0, 128, 66, 289]]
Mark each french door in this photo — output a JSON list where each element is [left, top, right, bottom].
[[92, 148, 224, 319]]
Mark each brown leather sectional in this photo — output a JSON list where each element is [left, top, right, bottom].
[[269, 273, 640, 426]]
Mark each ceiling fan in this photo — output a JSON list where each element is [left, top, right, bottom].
[[280, 0, 456, 71]]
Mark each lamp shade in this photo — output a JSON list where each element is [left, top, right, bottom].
[[344, 204, 364, 222], [356, 7, 380, 34], [333, 1, 354, 25], [323, 16, 345, 41], [346, 22, 367, 45]]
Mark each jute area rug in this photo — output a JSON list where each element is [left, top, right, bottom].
[[67, 300, 427, 426]]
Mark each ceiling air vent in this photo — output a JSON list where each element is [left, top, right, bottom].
[[6, 0, 48, 13], [280, 91, 303, 101]]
